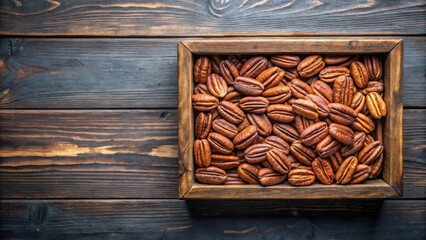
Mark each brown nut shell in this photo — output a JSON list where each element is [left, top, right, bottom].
[[192, 94, 219, 112], [256, 66, 285, 90], [212, 118, 238, 139], [194, 139, 211, 167], [244, 143, 272, 164], [211, 154, 239, 170], [297, 55, 325, 78], [217, 101, 246, 124], [329, 123, 355, 145], [271, 55, 301, 68], [207, 73, 228, 98], [238, 163, 259, 184], [193, 56, 212, 83], [234, 76, 265, 96], [239, 56, 268, 79], [220, 59, 239, 84], [195, 166, 226, 185], [273, 123, 300, 144], [267, 104, 295, 123], [233, 125, 258, 149], [300, 122, 329, 146], [207, 132, 234, 154], [366, 92, 387, 119], [262, 85, 292, 104], [335, 156, 358, 185], [258, 168, 286, 186], [312, 158, 335, 185], [288, 169, 316, 186], [290, 140, 317, 166], [195, 112, 213, 139]]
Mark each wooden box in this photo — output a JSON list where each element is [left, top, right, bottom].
[[178, 38, 403, 199]]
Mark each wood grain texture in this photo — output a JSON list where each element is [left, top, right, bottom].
[[178, 43, 194, 198], [0, 110, 179, 198], [0, 37, 424, 108], [182, 38, 400, 54], [382, 41, 403, 195], [0, 200, 425, 239], [0, 0, 425, 36], [0, 109, 424, 199], [185, 180, 398, 199]]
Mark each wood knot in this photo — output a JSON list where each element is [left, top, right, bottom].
[[348, 40, 358, 49], [28, 203, 48, 226], [208, 0, 233, 17], [0, 88, 10, 99], [160, 111, 170, 120]]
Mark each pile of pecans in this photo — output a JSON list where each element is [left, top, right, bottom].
[[192, 54, 386, 186]]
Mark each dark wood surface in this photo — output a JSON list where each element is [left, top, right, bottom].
[[0, 0, 425, 36], [0, 0, 425, 239], [0, 109, 424, 199], [0, 37, 424, 108], [1, 200, 425, 239]]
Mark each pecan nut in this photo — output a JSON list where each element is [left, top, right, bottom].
[[311, 80, 333, 103], [217, 101, 246, 124], [266, 148, 292, 174], [212, 118, 238, 139], [238, 163, 259, 184], [328, 103, 358, 125], [290, 79, 314, 99], [333, 75, 355, 106], [195, 112, 213, 139], [335, 156, 358, 185], [350, 61, 369, 88], [290, 140, 317, 166], [256, 66, 285, 90], [211, 154, 239, 170], [351, 113, 375, 134], [207, 132, 234, 154], [239, 56, 268, 78], [239, 96, 269, 114], [319, 66, 350, 84], [195, 166, 227, 185], [233, 125, 258, 149], [194, 139, 211, 167], [234, 76, 265, 96], [358, 141, 384, 165], [329, 123, 355, 145], [366, 92, 387, 119], [271, 55, 301, 68], [273, 123, 300, 144], [297, 55, 325, 78], [340, 132, 366, 158], [193, 56, 212, 83], [207, 73, 228, 98], [288, 169, 316, 186], [300, 122, 329, 146], [364, 56, 383, 80], [220, 59, 239, 84], [247, 113, 272, 137], [192, 94, 219, 112], [316, 135, 341, 158], [267, 104, 295, 123], [292, 99, 319, 119], [244, 143, 272, 163], [350, 164, 371, 184], [258, 168, 286, 186], [264, 135, 290, 155], [312, 158, 335, 185], [262, 85, 292, 104]]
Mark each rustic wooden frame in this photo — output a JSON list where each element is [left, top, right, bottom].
[[178, 38, 403, 199]]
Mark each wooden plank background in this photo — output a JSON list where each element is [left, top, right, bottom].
[[0, 0, 425, 239]]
